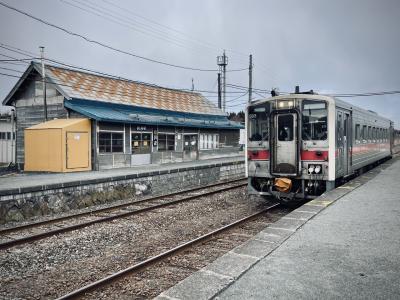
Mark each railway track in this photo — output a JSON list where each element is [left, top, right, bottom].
[[56, 202, 281, 300], [0, 178, 246, 250]]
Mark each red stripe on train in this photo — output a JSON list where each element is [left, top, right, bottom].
[[248, 150, 269, 160], [301, 150, 328, 161]]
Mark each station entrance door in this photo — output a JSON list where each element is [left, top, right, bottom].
[[183, 134, 198, 161], [131, 132, 152, 165]]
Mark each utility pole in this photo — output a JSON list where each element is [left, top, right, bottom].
[[40, 46, 47, 121], [217, 73, 222, 109], [191, 78, 194, 91], [217, 51, 228, 112], [248, 54, 253, 103]]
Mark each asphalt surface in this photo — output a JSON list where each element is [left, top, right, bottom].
[[217, 159, 400, 299], [157, 157, 400, 300]]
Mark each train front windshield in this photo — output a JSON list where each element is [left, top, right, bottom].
[[302, 100, 328, 140], [248, 104, 270, 141]]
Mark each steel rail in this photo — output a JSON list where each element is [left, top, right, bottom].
[[0, 182, 247, 250], [0, 178, 245, 235], [56, 202, 280, 300]]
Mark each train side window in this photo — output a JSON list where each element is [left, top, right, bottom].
[[372, 127, 376, 142], [367, 126, 371, 142], [355, 124, 361, 143], [362, 125, 367, 142]]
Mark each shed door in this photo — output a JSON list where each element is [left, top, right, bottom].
[[67, 132, 89, 169]]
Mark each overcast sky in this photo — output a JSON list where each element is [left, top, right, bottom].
[[0, 0, 399, 125]]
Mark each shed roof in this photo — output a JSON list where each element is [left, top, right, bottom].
[[3, 62, 224, 116], [26, 118, 89, 129]]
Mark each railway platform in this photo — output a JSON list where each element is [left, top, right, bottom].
[[157, 156, 400, 300], [0, 155, 244, 224]]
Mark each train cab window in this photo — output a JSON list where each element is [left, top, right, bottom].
[[278, 114, 293, 141], [248, 105, 269, 141], [302, 100, 327, 140]]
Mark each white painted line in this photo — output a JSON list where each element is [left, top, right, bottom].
[[295, 210, 316, 214], [253, 238, 276, 244], [229, 251, 259, 260], [200, 269, 232, 280], [281, 216, 307, 221], [268, 226, 296, 232], [157, 293, 181, 300]]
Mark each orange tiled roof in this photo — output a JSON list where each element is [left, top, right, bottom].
[[45, 65, 224, 116]]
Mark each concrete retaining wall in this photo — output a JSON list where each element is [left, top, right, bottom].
[[0, 161, 245, 224]]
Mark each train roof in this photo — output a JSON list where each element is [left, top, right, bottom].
[[249, 94, 393, 123]]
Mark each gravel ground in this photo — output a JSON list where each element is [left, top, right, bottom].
[[84, 213, 288, 300], [0, 186, 274, 299]]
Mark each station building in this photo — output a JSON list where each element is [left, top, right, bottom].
[[2, 62, 242, 171]]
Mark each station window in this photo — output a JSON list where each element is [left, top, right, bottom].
[[158, 133, 175, 151], [200, 134, 219, 149], [248, 104, 269, 141], [302, 100, 327, 140], [7, 132, 11, 140], [99, 131, 124, 153]]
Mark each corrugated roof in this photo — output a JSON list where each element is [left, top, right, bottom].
[[65, 99, 243, 129], [26, 118, 89, 129], [38, 63, 224, 116]]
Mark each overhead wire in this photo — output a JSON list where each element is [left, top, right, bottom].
[[0, 1, 247, 73], [0, 43, 246, 95]]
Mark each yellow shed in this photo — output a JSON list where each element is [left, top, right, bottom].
[[24, 118, 91, 172]]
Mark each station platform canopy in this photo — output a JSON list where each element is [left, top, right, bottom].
[[65, 99, 243, 129]]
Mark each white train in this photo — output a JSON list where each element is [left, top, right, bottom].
[[246, 89, 394, 203]]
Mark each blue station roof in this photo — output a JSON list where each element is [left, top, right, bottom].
[[65, 99, 243, 129]]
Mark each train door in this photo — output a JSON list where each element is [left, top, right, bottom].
[[272, 113, 298, 175], [336, 112, 344, 175], [344, 112, 352, 175]]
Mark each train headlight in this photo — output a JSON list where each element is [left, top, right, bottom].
[[308, 165, 315, 174], [315, 165, 321, 174]]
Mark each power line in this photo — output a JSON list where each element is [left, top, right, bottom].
[[0, 67, 245, 98], [0, 58, 37, 62], [0, 47, 247, 96], [0, 43, 247, 94], [0, 1, 247, 73], [59, 0, 200, 53], [327, 91, 400, 97], [225, 91, 248, 103]]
